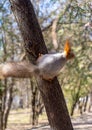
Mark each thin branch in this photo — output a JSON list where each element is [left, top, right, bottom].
[[41, 21, 53, 32], [51, 17, 59, 49]]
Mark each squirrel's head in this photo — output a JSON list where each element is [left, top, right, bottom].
[[64, 40, 75, 60]]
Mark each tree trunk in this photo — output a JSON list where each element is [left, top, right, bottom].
[[4, 81, 13, 128], [1, 80, 13, 130], [9, 0, 73, 130], [30, 79, 38, 125], [88, 92, 92, 112], [0, 90, 3, 130], [70, 103, 76, 116], [84, 95, 88, 112]]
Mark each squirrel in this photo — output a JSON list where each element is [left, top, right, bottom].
[[0, 40, 74, 81]]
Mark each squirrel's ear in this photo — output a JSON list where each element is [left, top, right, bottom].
[[64, 40, 71, 54]]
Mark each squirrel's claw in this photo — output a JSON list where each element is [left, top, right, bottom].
[[38, 53, 43, 57]]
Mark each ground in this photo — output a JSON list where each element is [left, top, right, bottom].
[[6, 109, 92, 130]]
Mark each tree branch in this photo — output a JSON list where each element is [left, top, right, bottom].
[[51, 17, 59, 49]]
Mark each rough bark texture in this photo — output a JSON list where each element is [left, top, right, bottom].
[[9, 0, 73, 130]]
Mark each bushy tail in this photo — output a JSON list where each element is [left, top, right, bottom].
[[0, 64, 5, 79], [0, 61, 39, 79]]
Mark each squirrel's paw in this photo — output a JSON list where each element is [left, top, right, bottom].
[[38, 53, 43, 57]]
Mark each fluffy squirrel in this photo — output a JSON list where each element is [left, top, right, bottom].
[[0, 40, 74, 80]]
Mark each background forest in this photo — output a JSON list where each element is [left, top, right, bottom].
[[0, 0, 92, 130]]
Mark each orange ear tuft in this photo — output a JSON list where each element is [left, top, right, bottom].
[[64, 40, 71, 55]]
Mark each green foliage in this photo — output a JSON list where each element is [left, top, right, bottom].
[[51, 0, 92, 114], [0, 0, 91, 122]]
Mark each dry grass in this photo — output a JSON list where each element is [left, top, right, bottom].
[[7, 108, 48, 130], [7, 108, 92, 130], [8, 108, 31, 124]]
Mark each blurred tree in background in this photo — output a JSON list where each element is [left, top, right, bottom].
[[0, 0, 92, 130]]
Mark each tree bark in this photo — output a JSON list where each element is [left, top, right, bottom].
[[9, 0, 73, 130]]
